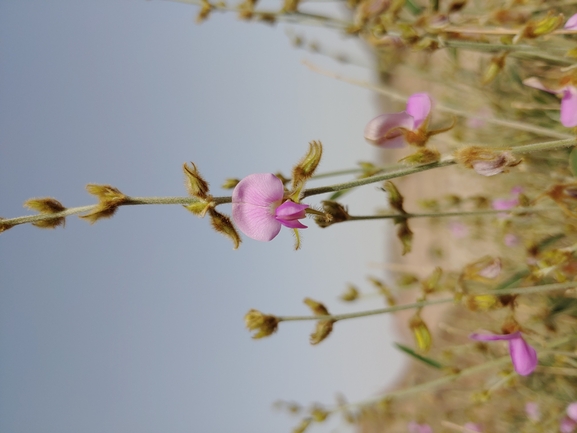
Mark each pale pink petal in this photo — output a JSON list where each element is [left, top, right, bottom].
[[464, 423, 482, 432], [561, 86, 577, 127], [509, 335, 538, 376], [406, 93, 432, 128], [566, 13, 577, 30], [478, 258, 501, 279], [511, 186, 523, 196], [232, 173, 284, 242], [561, 417, 577, 433], [408, 421, 433, 433], [525, 402, 541, 421], [364, 112, 415, 148], [523, 77, 556, 93], [275, 200, 309, 229], [567, 402, 577, 422], [492, 198, 519, 211], [449, 221, 468, 238], [504, 233, 519, 247]]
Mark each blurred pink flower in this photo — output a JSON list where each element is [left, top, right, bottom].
[[449, 221, 469, 238], [408, 421, 433, 433], [470, 331, 538, 376], [523, 77, 577, 127], [492, 186, 522, 211], [232, 173, 308, 241], [525, 402, 541, 422], [364, 93, 432, 148], [463, 423, 482, 432], [568, 402, 577, 421], [504, 233, 519, 246], [566, 13, 577, 30], [560, 417, 577, 433]]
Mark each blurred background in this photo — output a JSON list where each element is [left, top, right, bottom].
[[0, 1, 404, 432]]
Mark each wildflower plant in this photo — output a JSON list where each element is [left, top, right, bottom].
[[7, 0, 577, 433]]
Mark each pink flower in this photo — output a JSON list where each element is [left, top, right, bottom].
[[470, 331, 538, 376], [231, 173, 308, 241], [523, 77, 577, 127], [408, 421, 433, 433], [364, 93, 432, 148], [525, 402, 541, 422], [566, 13, 577, 30]]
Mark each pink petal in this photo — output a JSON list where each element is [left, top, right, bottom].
[[523, 77, 556, 93], [232, 173, 284, 241], [275, 201, 309, 229], [566, 13, 577, 30], [525, 402, 541, 421], [492, 198, 519, 211], [406, 93, 432, 128], [408, 421, 433, 433], [463, 423, 482, 432], [567, 402, 577, 422], [364, 112, 415, 148], [561, 86, 577, 127], [508, 335, 538, 376]]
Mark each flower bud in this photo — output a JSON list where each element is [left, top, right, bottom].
[[221, 178, 240, 189], [310, 320, 334, 345], [397, 220, 413, 255], [292, 418, 312, 433], [303, 297, 330, 315], [481, 53, 507, 85], [409, 312, 432, 352], [465, 294, 503, 311], [399, 147, 441, 165], [81, 184, 127, 224], [339, 284, 359, 302], [244, 309, 279, 339], [290, 141, 323, 198], [23, 197, 66, 229], [454, 146, 521, 176], [422, 267, 442, 294], [184, 200, 213, 218], [315, 201, 350, 228], [383, 181, 405, 213], [183, 162, 210, 199], [523, 12, 564, 39], [208, 209, 241, 249]]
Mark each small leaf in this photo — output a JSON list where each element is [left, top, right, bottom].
[[394, 343, 443, 369]]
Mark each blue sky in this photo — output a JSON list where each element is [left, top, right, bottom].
[[0, 2, 403, 432]]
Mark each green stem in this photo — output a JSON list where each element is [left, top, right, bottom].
[[4, 137, 575, 229], [276, 281, 577, 322]]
